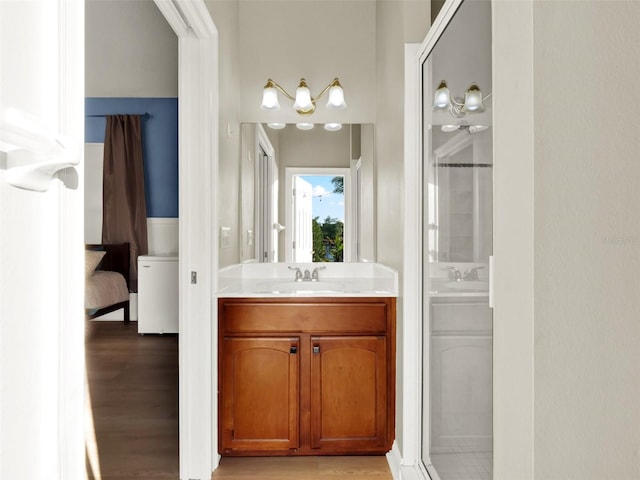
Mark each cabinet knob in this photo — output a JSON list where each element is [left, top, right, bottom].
[[290, 346, 297, 354], [313, 345, 320, 354]]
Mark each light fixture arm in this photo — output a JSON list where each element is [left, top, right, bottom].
[[311, 78, 341, 104], [264, 79, 296, 102]]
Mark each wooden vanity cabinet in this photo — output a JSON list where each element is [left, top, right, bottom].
[[220, 336, 300, 452], [218, 297, 396, 456]]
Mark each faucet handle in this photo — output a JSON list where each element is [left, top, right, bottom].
[[288, 265, 303, 281], [442, 266, 462, 281], [463, 266, 484, 281], [311, 266, 326, 281]]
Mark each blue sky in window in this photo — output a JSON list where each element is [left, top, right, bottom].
[[301, 175, 345, 223]]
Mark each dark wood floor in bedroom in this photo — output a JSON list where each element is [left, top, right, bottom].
[[85, 320, 393, 480], [85, 320, 179, 479]]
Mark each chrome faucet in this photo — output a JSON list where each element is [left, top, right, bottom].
[[311, 266, 326, 281], [289, 265, 327, 282], [288, 266, 303, 282]]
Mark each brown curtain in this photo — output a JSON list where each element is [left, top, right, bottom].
[[102, 115, 148, 292]]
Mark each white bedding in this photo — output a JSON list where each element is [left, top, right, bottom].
[[85, 270, 129, 309]]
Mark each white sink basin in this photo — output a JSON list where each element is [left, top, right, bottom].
[[445, 281, 489, 291], [265, 281, 346, 294]]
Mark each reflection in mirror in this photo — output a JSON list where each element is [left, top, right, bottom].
[[240, 123, 376, 263], [421, 1, 493, 480], [428, 126, 493, 263]]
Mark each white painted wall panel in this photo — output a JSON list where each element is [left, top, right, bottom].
[[533, 2, 640, 478], [238, 0, 376, 124], [85, 0, 178, 97]]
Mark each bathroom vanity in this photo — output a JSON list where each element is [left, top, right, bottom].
[[216, 263, 398, 456]]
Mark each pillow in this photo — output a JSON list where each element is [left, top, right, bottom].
[[85, 250, 106, 277]]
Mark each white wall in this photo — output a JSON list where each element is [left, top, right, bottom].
[[493, 1, 640, 478], [532, 2, 640, 478], [238, 0, 377, 125], [205, 0, 242, 268], [376, 0, 430, 456], [85, 0, 178, 97]]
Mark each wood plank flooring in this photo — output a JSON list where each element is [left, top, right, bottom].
[[85, 320, 179, 479], [85, 320, 393, 480], [212, 456, 393, 480]]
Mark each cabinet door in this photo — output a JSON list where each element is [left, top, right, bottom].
[[310, 336, 388, 452], [220, 337, 299, 453], [430, 335, 492, 454]]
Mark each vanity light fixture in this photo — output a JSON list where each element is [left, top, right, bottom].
[[296, 122, 314, 131], [433, 80, 488, 118], [261, 78, 347, 116], [267, 122, 286, 130], [441, 124, 489, 134], [324, 123, 342, 132]]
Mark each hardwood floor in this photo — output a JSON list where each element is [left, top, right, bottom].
[[85, 320, 179, 479], [85, 320, 393, 480], [212, 456, 393, 480]]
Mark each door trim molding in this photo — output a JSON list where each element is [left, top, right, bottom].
[[153, 1, 219, 478]]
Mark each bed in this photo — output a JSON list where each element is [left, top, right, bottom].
[[85, 243, 130, 322]]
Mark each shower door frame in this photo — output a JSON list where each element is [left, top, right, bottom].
[[401, 1, 474, 478]]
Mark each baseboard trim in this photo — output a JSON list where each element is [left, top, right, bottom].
[[386, 442, 432, 480], [386, 441, 403, 480]]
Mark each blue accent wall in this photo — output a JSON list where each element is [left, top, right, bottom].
[[85, 97, 178, 218]]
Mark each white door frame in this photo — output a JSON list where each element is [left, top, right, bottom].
[[284, 167, 353, 263], [255, 124, 278, 262], [153, 1, 219, 478], [403, 1, 536, 479], [401, 1, 467, 478]]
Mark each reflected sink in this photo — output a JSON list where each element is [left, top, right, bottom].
[[445, 281, 489, 291], [265, 281, 346, 294]]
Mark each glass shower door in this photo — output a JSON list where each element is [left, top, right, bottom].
[[420, 1, 493, 479]]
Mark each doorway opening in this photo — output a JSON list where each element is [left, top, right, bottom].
[[285, 167, 352, 263]]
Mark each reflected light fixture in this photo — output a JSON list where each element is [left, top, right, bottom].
[[261, 78, 347, 115], [441, 124, 489, 134], [267, 122, 286, 130], [433, 80, 487, 117], [324, 123, 342, 132], [296, 123, 314, 131]]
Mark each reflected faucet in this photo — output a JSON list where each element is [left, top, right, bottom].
[[443, 266, 462, 282], [463, 266, 484, 281]]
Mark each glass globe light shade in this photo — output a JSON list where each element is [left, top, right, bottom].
[[432, 81, 451, 110], [463, 84, 485, 112], [324, 123, 342, 131], [293, 79, 313, 113], [296, 123, 314, 131], [267, 123, 286, 130], [326, 82, 346, 110], [260, 85, 280, 111]]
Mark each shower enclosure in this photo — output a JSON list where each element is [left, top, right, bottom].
[[420, 1, 493, 479]]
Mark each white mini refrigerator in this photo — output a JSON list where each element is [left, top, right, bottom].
[[137, 255, 178, 334]]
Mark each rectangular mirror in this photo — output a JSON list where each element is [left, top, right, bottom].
[[239, 123, 376, 263]]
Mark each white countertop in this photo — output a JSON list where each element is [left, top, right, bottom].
[[217, 263, 398, 298]]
